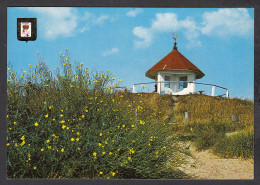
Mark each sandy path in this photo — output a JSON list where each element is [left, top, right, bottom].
[[178, 144, 254, 179]]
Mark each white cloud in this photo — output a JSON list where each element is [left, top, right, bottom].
[[133, 27, 153, 48], [25, 8, 118, 38], [126, 9, 142, 17], [133, 12, 200, 48], [81, 12, 93, 21], [133, 8, 253, 48], [200, 8, 253, 37], [93, 15, 110, 25], [102, 47, 120, 56], [26, 7, 78, 39]]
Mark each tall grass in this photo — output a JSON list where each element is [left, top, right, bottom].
[[7, 50, 187, 179], [172, 95, 254, 159], [213, 131, 254, 159], [175, 95, 253, 129]]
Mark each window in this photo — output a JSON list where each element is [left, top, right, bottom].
[[179, 76, 187, 89], [165, 76, 170, 88]]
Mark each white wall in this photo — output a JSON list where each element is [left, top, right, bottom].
[[157, 70, 196, 95]]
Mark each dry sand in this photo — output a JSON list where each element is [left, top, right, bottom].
[[178, 143, 254, 179]]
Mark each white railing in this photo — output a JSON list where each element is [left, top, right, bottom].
[[132, 81, 229, 98]]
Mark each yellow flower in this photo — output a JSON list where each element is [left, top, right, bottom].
[[66, 58, 68, 61], [93, 152, 97, 157], [81, 115, 85, 118], [99, 133, 102, 137], [162, 146, 166, 150], [111, 172, 116, 177], [61, 148, 64, 152], [46, 139, 50, 143], [59, 52, 62, 55], [33, 166, 37, 170], [21, 136, 25, 140], [60, 120, 65, 124], [34, 122, 39, 127], [20, 141, 25, 146], [85, 109, 89, 112], [98, 143, 102, 147], [41, 148, 44, 152], [76, 138, 79, 141], [75, 76, 78, 79], [48, 106, 52, 109], [71, 138, 75, 141], [77, 147, 81, 150], [131, 125, 135, 128], [62, 125, 66, 129], [29, 64, 32, 68], [45, 114, 48, 118], [7, 143, 10, 146], [76, 132, 80, 135], [139, 120, 145, 125], [128, 157, 132, 161], [129, 148, 135, 154], [60, 114, 63, 117], [99, 171, 103, 175], [102, 151, 106, 155], [109, 152, 113, 155], [48, 146, 52, 149]]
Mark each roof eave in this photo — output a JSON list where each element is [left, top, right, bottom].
[[145, 69, 205, 80]]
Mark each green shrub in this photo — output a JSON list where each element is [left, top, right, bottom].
[[7, 50, 185, 179], [213, 131, 254, 159], [193, 123, 226, 151]]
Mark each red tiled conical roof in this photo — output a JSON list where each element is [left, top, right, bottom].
[[145, 49, 205, 79]]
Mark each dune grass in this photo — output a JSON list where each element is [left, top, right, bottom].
[[7, 50, 187, 179]]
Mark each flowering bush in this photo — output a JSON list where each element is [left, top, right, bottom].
[[7, 50, 185, 179]]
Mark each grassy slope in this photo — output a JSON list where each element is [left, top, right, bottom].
[[133, 93, 254, 159]]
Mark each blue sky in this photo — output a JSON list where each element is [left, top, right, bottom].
[[7, 7, 254, 99]]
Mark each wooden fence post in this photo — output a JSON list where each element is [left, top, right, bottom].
[[185, 112, 189, 123], [133, 85, 136, 93], [226, 89, 229, 98], [232, 114, 236, 122], [211, 85, 215, 96]]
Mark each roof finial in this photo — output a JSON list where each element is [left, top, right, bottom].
[[172, 32, 178, 50]]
